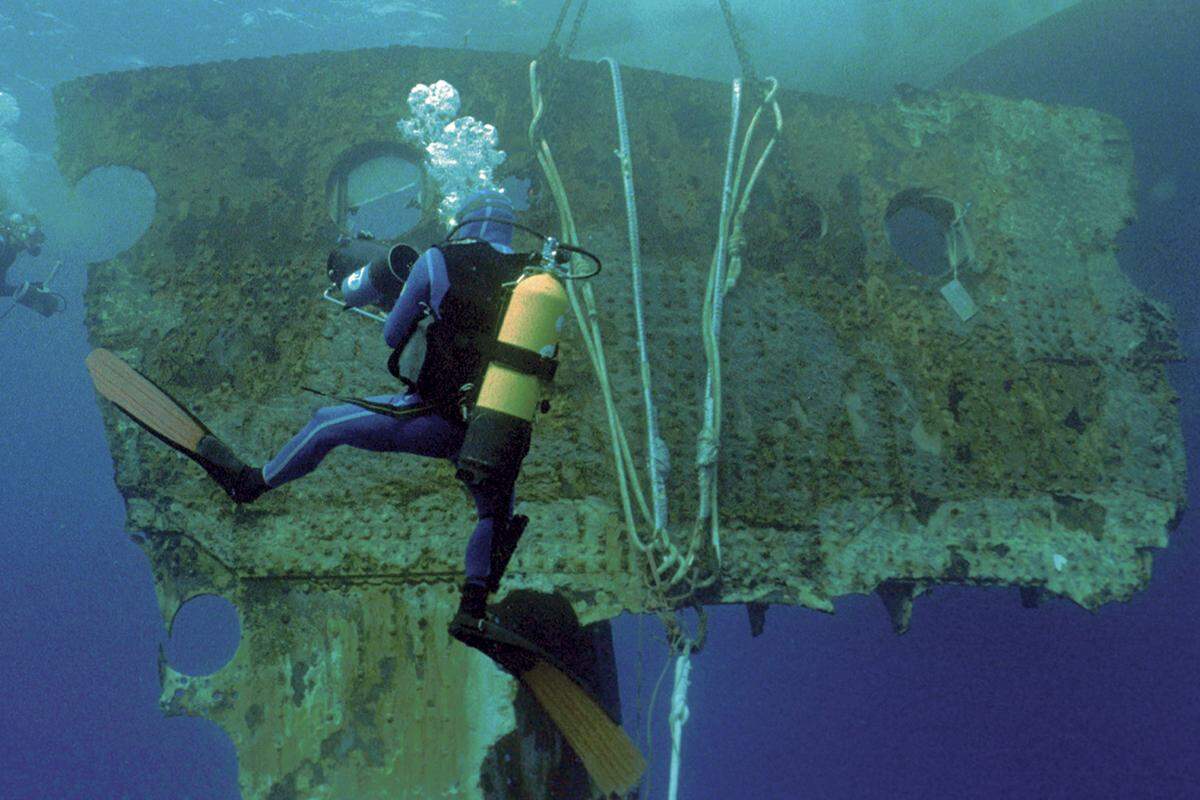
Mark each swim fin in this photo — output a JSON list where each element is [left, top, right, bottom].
[[449, 614, 647, 795], [85, 348, 266, 503]]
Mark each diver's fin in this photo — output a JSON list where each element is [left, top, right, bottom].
[[85, 348, 265, 503], [86, 348, 210, 454], [523, 659, 647, 796], [449, 615, 646, 794]]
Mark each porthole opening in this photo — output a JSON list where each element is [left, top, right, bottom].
[[327, 145, 424, 239], [164, 593, 241, 677], [884, 188, 973, 279], [72, 166, 156, 259]]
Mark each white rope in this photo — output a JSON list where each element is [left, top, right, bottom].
[[723, 78, 783, 294], [529, 61, 655, 558], [601, 56, 671, 536], [694, 78, 743, 568], [584, 61, 780, 800], [667, 651, 693, 800], [530, 48, 784, 800]]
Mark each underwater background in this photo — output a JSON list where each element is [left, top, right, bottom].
[[1, 1, 1197, 798]]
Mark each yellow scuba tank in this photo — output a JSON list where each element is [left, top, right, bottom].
[[456, 270, 568, 485]]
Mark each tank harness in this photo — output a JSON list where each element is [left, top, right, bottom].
[[311, 229, 598, 486], [388, 241, 557, 407]]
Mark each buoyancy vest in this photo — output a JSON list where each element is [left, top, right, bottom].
[[387, 241, 528, 408]]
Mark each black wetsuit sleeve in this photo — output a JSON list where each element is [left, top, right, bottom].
[[0, 240, 19, 295], [0, 265, 16, 297]]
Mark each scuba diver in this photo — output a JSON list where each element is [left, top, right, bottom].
[[0, 211, 64, 320], [88, 190, 646, 786], [214, 191, 542, 630], [88, 189, 572, 639]]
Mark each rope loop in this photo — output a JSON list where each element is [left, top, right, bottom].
[[651, 434, 671, 480], [695, 426, 719, 468], [661, 604, 708, 655], [728, 229, 747, 258]]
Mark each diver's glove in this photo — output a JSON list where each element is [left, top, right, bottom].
[[14, 281, 64, 317], [327, 237, 419, 310]]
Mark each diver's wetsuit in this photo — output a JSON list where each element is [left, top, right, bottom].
[[262, 192, 522, 589], [1, 232, 25, 297], [1, 216, 60, 317]]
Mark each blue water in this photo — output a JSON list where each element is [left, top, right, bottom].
[[2, 2, 1198, 798]]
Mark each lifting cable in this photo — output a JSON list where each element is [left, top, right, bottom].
[[544, 0, 589, 59], [529, 60, 656, 562], [600, 56, 671, 538], [695, 77, 783, 573], [526, 4, 783, 796], [694, 77, 742, 575], [718, 0, 760, 92]]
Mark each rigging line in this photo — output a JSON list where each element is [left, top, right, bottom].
[[545, 0, 574, 50], [693, 78, 743, 572], [642, 640, 674, 800], [537, 0, 590, 101], [602, 56, 669, 535], [542, 0, 589, 60], [667, 650, 693, 800], [718, 0, 760, 89], [563, 0, 590, 59]]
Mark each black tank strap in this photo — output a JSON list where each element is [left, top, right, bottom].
[[484, 339, 558, 382]]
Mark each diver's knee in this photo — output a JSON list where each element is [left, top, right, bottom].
[[302, 406, 362, 452], [310, 405, 342, 426]]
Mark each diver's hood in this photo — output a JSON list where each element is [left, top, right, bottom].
[[451, 190, 515, 247]]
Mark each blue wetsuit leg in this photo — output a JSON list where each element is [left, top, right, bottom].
[[463, 475, 517, 588], [263, 395, 463, 486], [263, 396, 519, 588]]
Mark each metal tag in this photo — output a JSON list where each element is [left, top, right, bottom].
[[940, 278, 978, 321]]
